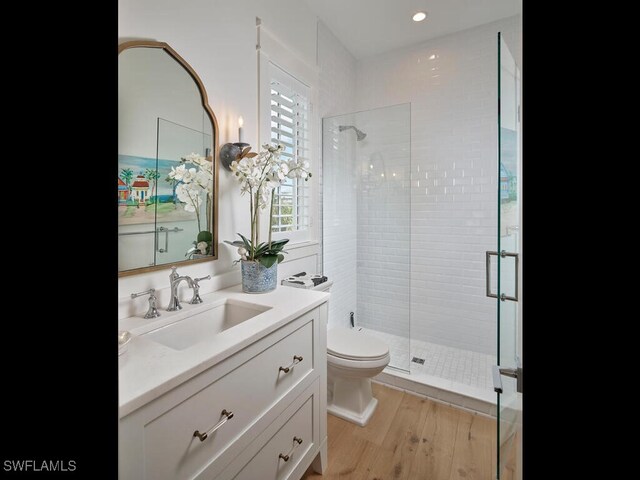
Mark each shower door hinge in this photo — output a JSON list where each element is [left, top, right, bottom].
[[492, 359, 523, 394]]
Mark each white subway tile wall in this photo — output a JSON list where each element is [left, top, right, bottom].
[[354, 16, 522, 355], [355, 104, 411, 364], [317, 21, 358, 329]]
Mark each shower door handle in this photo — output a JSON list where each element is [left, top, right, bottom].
[[486, 251, 498, 298], [485, 250, 519, 302]]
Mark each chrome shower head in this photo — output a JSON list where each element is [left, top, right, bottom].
[[338, 125, 367, 141]]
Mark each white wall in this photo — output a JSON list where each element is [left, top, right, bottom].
[[118, 0, 325, 318], [317, 21, 357, 329], [355, 16, 522, 354]]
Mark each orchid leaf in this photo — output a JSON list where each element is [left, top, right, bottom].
[[258, 254, 278, 268], [236, 233, 252, 252], [197, 231, 213, 243], [224, 240, 245, 248]]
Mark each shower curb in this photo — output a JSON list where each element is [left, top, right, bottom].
[[373, 370, 497, 417]]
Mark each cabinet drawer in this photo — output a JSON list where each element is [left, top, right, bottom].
[[142, 320, 314, 480], [233, 391, 314, 480]]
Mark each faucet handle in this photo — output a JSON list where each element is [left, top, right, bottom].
[[170, 266, 179, 279], [193, 275, 212, 286], [189, 276, 211, 304], [130, 289, 161, 319], [131, 288, 155, 299]]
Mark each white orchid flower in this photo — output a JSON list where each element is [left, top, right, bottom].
[[197, 241, 208, 254], [195, 170, 210, 190], [181, 167, 197, 183], [184, 152, 205, 165], [225, 143, 310, 253], [169, 164, 186, 181], [176, 184, 202, 212]]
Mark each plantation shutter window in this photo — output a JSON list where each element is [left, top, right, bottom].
[[270, 63, 310, 233]]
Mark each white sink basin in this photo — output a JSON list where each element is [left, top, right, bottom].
[[143, 299, 271, 350]]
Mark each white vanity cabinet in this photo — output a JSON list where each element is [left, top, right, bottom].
[[119, 303, 328, 480]]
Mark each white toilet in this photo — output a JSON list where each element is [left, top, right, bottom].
[[326, 327, 390, 426], [292, 276, 391, 427]]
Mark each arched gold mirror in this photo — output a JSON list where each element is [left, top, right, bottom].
[[118, 41, 218, 276]]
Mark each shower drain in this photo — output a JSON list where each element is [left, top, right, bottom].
[[411, 357, 425, 365]]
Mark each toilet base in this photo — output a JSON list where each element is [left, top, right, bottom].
[[327, 377, 379, 427], [328, 396, 378, 427]]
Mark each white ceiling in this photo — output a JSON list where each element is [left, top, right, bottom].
[[302, 0, 521, 59]]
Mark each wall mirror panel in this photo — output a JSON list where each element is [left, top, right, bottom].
[[118, 41, 218, 276]]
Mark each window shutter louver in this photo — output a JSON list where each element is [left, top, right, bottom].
[[270, 67, 310, 233]]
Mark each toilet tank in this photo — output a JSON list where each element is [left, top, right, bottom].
[[313, 280, 333, 292]]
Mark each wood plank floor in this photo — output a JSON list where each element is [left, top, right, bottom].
[[302, 383, 500, 480]]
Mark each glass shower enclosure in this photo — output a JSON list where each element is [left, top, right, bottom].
[[496, 32, 522, 479], [322, 103, 411, 372]]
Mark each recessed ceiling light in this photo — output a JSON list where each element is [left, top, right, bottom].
[[413, 11, 427, 22]]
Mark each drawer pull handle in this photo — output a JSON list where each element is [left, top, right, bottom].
[[279, 437, 304, 462], [279, 355, 303, 374], [193, 409, 234, 442]]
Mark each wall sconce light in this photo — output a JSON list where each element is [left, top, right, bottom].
[[220, 116, 250, 171]]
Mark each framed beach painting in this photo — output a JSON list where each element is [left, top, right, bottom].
[[118, 154, 198, 226]]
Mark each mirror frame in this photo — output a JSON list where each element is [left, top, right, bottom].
[[118, 40, 219, 277]]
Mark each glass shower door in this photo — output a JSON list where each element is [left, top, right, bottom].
[[323, 104, 411, 372], [495, 32, 522, 480]]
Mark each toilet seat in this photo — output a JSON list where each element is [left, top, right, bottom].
[[327, 327, 389, 361], [327, 352, 391, 371]]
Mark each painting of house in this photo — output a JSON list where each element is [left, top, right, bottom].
[[118, 154, 199, 225], [117, 177, 130, 204], [131, 175, 150, 204]]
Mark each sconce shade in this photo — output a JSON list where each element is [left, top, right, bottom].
[[220, 142, 250, 171]]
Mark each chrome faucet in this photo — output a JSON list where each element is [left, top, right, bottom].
[[130, 288, 161, 319], [167, 266, 194, 311]]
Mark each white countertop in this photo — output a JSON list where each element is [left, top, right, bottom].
[[118, 284, 329, 418]]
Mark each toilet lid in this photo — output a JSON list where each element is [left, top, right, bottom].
[[327, 328, 389, 360]]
